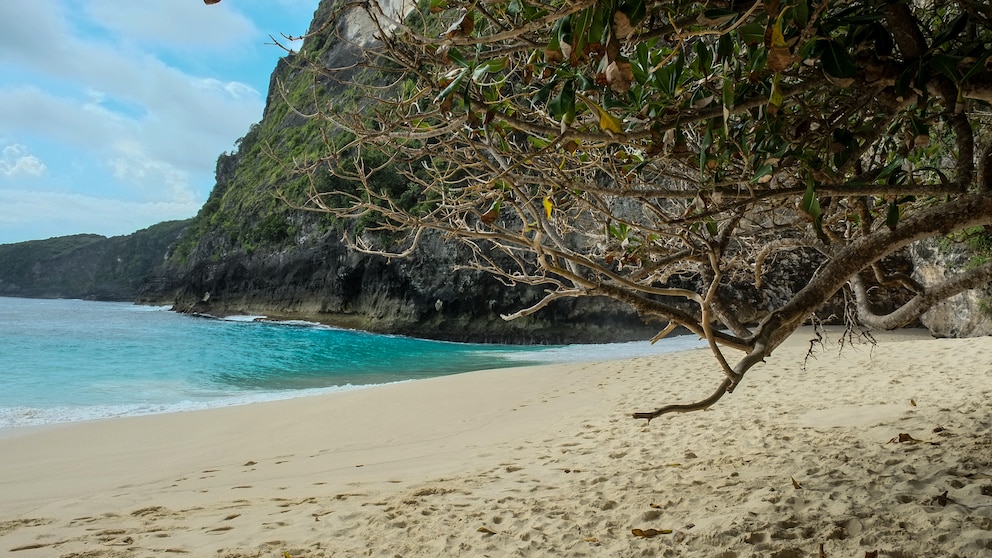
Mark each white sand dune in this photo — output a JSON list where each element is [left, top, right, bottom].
[[1, 327, 991, 557]]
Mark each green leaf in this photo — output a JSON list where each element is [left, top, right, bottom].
[[818, 39, 857, 80], [699, 125, 713, 173], [768, 72, 783, 113], [961, 52, 992, 83], [929, 55, 962, 82], [528, 136, 552, 149], [832, 128, 856, 169], [799, 180, 827, 242], [548, 79, 576, 122], [435, 68, 467, 103], [738, 23, 765, 44], [751, 163, 774, 183], [446, 48, 470, 68], [618, 0, 646, 25], [931, 13, 968, 50], [799, 180, 821, 220], [472, 59, 506, 81], [793, 0, 810, 28], [694, 40, 712, 74], [885, 201, 900, 230], [722, 73, 734, 108], [717, 33, 734, 61], [875, 158, 903, 182], [532, 79, 557, 106]]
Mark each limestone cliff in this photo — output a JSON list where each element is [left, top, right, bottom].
[[135, 0, 665, 343]]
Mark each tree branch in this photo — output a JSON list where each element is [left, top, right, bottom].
[[853, 261, 992, 329]]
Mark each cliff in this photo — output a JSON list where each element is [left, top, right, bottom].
[[0, 220, 189, 301], [132, 0, 661, 343], [134, 0, 987, 342]]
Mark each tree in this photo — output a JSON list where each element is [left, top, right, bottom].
[[215, 0, 992, 418]]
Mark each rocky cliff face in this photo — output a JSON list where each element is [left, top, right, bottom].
[[0, 220, 189, 301], [134, 0, 662, 343]]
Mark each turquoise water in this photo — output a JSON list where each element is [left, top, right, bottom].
[[0, 297, 705, 428]]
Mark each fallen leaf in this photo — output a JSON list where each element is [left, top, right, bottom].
[[477, 526, 497, 535], [929, 491, 953, 507], [791, 477, 802, 490], [888, 433, 924, 444], [583, 536, 599, 543]]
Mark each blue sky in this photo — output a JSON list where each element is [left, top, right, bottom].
[[0, 0, 317, 244]]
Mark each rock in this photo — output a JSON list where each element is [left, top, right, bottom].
[[911, 239, 992, 337]]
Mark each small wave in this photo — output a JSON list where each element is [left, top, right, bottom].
[[494, 336, 707, 364], [127, 304, 173, 312], [0, 383, 395, 430], [221, 314, 269, 322]]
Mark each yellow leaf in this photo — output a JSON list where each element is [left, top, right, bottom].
[[599, 110, 623, 134], [542, 196, 553, 219], [578, 94, 624, 134], [771, 11, 787, 48]]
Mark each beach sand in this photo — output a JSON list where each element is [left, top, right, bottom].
[[1, 327, 991, 557]]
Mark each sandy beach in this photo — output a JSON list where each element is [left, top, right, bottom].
[[1, 326, 991, 557]]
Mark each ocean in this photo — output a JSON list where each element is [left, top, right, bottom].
[[0, 297, 705, 429]]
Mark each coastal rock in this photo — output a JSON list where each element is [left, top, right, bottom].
[[911, 239, 992, 337], [0, 221, 189, 301]]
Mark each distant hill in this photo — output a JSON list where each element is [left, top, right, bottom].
[[0, 220, 190, 301]]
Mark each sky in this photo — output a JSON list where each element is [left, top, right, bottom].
[[0, 0, 318, 244]]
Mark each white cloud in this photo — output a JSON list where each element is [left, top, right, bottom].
[[0, 144, 47, 177], [107, 143, 199, 206], [82, 0, 257, 50], [0, 0, 311, 243], [0, 187, 199, 242], [0, 2, 264, 173], [194, 78, 260, 101]]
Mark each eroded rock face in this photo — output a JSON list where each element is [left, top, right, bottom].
[[138, 223, 662, 343], [911, 240, 992, 338]]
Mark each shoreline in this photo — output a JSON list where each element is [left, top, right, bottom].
[[3, 327, 991, 557], [0, 321, 708, 431]]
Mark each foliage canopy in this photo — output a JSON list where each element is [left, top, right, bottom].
[[216, 0, 992, 416]]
